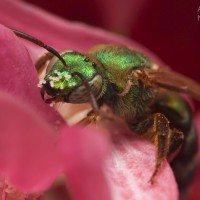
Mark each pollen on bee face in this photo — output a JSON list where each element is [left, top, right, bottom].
[[59, 85, 64, 89], [64, 74, 72, 80], [69, 82, 77, 87], [54, 70, 61, 76], [49, 76, 60, 81], [37, 79, 46, 88], [50, 81, 55, 88]]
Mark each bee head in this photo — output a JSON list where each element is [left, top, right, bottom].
[[39, 50, 104, 104]]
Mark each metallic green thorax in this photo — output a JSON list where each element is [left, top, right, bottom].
[[90, 45, 152, 89], [89, 45, 154, 121]]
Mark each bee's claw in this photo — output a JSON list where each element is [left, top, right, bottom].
[[148, 167, 159, 185], [148, 177, 155, 185]]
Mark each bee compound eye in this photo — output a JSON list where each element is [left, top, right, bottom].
[[68, 75, 103, 103]]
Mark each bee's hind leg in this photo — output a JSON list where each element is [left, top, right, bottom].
[[133, 113, 184, 184]]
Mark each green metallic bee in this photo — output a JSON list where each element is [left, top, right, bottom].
[[12, 29, 200, 190]]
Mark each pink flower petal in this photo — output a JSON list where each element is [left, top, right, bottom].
[[58, 126, 112, 200], [0, 24, 64, 126], [58, 127, 178, 200], [0, 91, 62, 192], [106, 136, 178, 200]]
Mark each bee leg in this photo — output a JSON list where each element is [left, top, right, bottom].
[[170, 124, 198, 192], [35, 52, 53, 72], [145, 113, 170, 183], [132, 112, 185, 183], [167, 128, 184, 160], [77, 110, 98, 125], [77, 105, 131, 135], [149, 113, 184, 184], [154, 92, 198, 191]]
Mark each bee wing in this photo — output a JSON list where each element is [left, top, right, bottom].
[[147, 67, 200, 101]]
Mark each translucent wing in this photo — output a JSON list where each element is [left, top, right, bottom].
[[147, 67, 200, 101]]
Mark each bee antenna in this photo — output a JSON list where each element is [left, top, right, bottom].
[[72, 72, 100, 114], [11, 28, 68, 68]]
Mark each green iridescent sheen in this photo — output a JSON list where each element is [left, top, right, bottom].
[[90, 45, 152, 90], [165, 93, 191, 122], [92, 45, 152, 73], [63, 53, 96, 78], [46, 52, 97, 90]]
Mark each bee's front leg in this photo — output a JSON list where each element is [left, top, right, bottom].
[[133, 113, 184, 184], [77, 105, 132, 135], [151, 113, 184, 183]]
